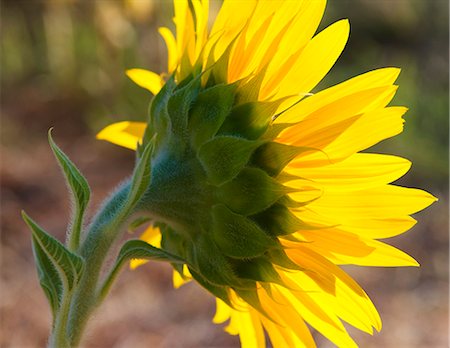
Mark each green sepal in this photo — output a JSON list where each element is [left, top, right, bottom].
[[198, 136, 263, 186], [48, 129, 90, 250], [204, 36, 235, 87], [216, 167, 288, 215], [251, 142, 308, 177], [31, 235, 62, 318], [22, 211, 84, 291], [160, 225, 188, 261], [212, 204, 276, 259], [189, 268, 233, 308], [218, 100, 282, 140], [167, 75, 201, 139], [115, 239, 185, 265], [262, 123, 292, 140], [267, 248, 302, 271], [233, 287, 271, 320], [188, 83, 237, 149], [252, 203, 310, 236], [233, 257, 284, 285], [235, 66, 268, 105], [147, 76, 176, 148], [188, 235, 253, 289], [99, 239, 184, 300], [127, 138, 154, 211]]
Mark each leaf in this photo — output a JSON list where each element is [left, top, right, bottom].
[[31, 235, 62, 318], [22, 211, 84, 291], [48, 129, 90, 249], [127, 138, 154, 211], [198, 136, 263, 186], [116, 239, 185, 266]]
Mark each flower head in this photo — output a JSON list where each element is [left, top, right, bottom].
[[97, 1, 436, 346]]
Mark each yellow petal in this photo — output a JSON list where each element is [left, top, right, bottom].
[[273, 286, 358, 348], [293, 208, 418, 239], [275, 67, 401, 124], [285, 153, 411, 192], [286, 246, 382, 332], [96, 121, 146, 150], [225, 308, 266, 348], [126, 69, 164, 94], [130, 225, 162, 269], [208, 0, 257, 61], [159, 27, 178, 73], [261, 0, 326, 99], [277, 86, 398, 148], [173, 265, 192, 289], [305, 185, 437, 220], [296, 228, 420, 267], [291, 107, 407, 167], [213, 298, 232, 324], [273, 19, 350, 100]]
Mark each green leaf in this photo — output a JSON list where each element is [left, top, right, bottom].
[[31, 235, 62, 318], [127, 138, 154, 211], [198, 136, 263, 186], [22, 211, 84, 291], [216, 167, 288, 215], [48, 129, 90, 250], [188, 83, 237, 149], [99, 239, 185, 301], [212, 204, 276, 259]]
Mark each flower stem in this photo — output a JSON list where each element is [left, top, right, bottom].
[[48, 180, 133, 347]]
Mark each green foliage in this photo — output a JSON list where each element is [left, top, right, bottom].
[[198, 136, 263, 185], [22, 211, 85, 296], [48, 129, 90, 250], [30, 235, 62, 318], [116, 239, 184, 265]]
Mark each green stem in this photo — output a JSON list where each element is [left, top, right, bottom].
[[48, 290, 72, 348], [48, 181, 133, 347]]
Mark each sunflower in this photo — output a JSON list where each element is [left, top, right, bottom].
[[97, 1, 436, 347]]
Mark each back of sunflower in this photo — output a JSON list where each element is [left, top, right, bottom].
[[22, 1, 436, 347]]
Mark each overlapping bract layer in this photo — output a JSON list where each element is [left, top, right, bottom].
[[97, 0, 436, 347]]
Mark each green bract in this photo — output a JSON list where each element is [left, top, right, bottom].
[[134, 69, 306, 309]]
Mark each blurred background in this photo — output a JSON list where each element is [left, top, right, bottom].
[[1, 0, 448, 347]]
